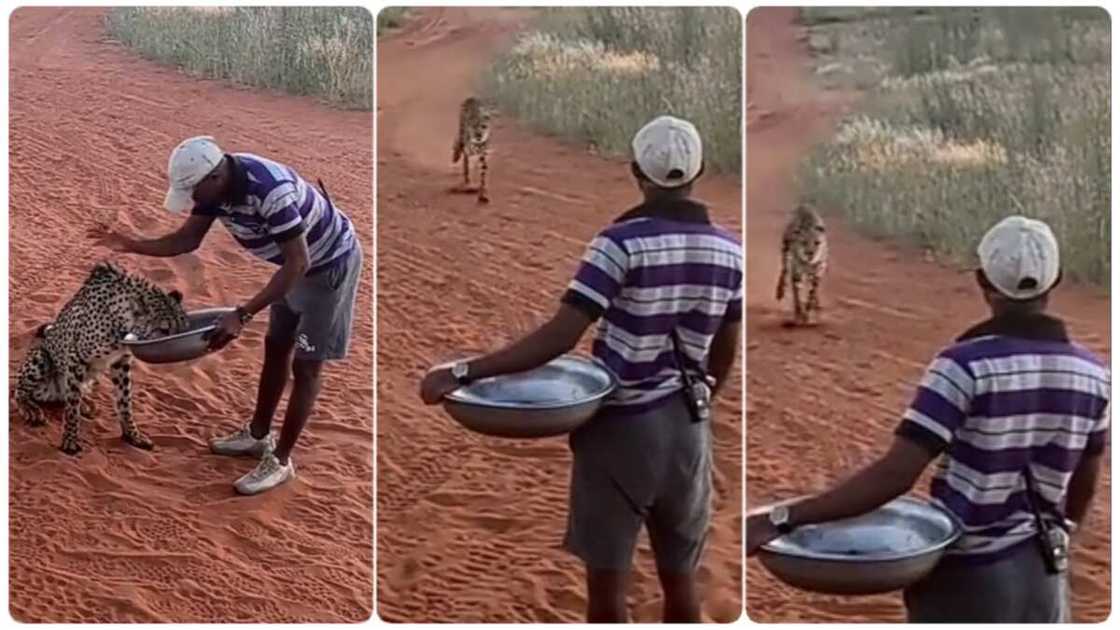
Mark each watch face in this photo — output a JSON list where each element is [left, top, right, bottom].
[[770, 505, 789, 526], [451, 362, 468, 379]]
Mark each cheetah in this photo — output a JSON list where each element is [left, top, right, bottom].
[[452, 96, 492, 203], [13, 262, 190, 455], [776, 203, 828, 325]]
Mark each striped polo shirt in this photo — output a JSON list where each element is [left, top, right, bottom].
[[563, 199, 743, 412], [896, 314, 1110, 564], [193, 153, 356, 274]]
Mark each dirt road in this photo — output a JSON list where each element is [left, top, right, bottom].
[[376, 8, 743, 623], [8, 8, 372, 622], [744, 7, 1111, 622]]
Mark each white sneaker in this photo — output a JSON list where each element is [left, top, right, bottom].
[[210, 424, 275, 457], [234, 453, 295, 495]]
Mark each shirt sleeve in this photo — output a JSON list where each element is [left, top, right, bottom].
[[724, 271, 743, 323], [260, 182, 306, 243], [1085, 397, 1110, 457], [894, 352, 975, 456], [561, 232, 629, 321]]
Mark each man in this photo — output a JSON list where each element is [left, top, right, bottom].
[[747, 216, 1110, 623], [88, 136, 362, 496], [420, 115, 743, 622]]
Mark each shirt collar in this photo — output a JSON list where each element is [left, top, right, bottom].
[[224, 153, 249, 207], [956, 312, 1070, 343], [613, 197, 711, 225]]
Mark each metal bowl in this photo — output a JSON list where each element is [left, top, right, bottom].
[[757, 496, 962, 595], [441, 355, 618, 438], [122, 307, 235, 364]]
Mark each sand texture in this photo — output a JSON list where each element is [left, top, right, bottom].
[[744, 8, 1111, 622], [8, 7, 373, 622], [376, 7, 744, 623]]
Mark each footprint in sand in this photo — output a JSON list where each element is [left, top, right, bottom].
[[144, 267, 177, 284]]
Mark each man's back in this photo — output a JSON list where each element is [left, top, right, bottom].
[[902, 323, 1110, 562], [565, 199, 743, 412], [195, 153, 356, 272]]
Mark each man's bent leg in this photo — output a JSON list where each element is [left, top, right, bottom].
[[249, 334, 296, 439], [272, 358, 324, 465], [586, 568, 631, 623], [657, 569, 701, 623], [210, 303, 297, 457]]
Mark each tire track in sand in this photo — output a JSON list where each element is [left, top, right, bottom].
[[744, 8, 1110, 622], [377, 7, 743, 623]]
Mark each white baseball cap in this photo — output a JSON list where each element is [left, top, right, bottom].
[[631, 115, 703, 188], [977, 215, 1061, 300], [164, 136, 224, 213]]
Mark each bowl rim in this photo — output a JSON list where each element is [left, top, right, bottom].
[[121, 307, 236, 347], [442, 353, 618, 410], [757, 495, 964, 563]]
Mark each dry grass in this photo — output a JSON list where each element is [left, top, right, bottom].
[[106, 7, 372, 110], [377, 7, 408, 35], [484, 7, 741, 174], [798, 7, 1109, 285]]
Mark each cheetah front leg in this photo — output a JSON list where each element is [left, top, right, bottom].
[[776, 242, 790, 301], [790, 272, 807, 325], [59, 362, 89, 455], [806, 269, 822, 321], [111, 356, 152, 450], [477, 151, 489, 204], [462, 152, 471, 188]]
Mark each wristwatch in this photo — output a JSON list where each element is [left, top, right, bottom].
[[450, 361, 472, 386], [235, 306, 253, 325], [769, 505, 794, 535]]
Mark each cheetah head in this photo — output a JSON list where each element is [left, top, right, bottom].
[[135, 288, 190, 340]]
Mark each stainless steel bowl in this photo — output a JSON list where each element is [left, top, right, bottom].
[[757, 496, 963, 595], [122, 307, 235, 364], [442, 355, 618, 438]]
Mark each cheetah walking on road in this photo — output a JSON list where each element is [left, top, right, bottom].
[[452, 96, 492, 204], [776, 203, 828, 325]]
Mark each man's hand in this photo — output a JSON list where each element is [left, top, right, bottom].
[[87, 222, 133, 253], [419, 367, 459, 405], [206, 310, 244, 351], [746, 513, 781, 557]]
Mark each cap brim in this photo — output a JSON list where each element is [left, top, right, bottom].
[[163, 187, 194, 213]]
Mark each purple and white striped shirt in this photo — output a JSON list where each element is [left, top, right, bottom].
[[896, 315, 1110, 563], [193, 153, 356, 274], [563, 199, 743, 412]]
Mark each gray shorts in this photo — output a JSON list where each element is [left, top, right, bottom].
[[267, 243, 362, 361], [562, 392, 712, 573], [904, 539, 1070, 622]]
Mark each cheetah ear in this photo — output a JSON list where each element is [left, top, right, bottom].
[[34, 323, 51, 338], [169, 290, 183, 303]]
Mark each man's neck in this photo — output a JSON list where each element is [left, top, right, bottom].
[[221, 155, 247, 206]]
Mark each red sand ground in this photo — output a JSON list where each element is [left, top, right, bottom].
[[8, 8, 372, 622], [745, 8, 1111, 622], [375, 8, 743, 623]]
